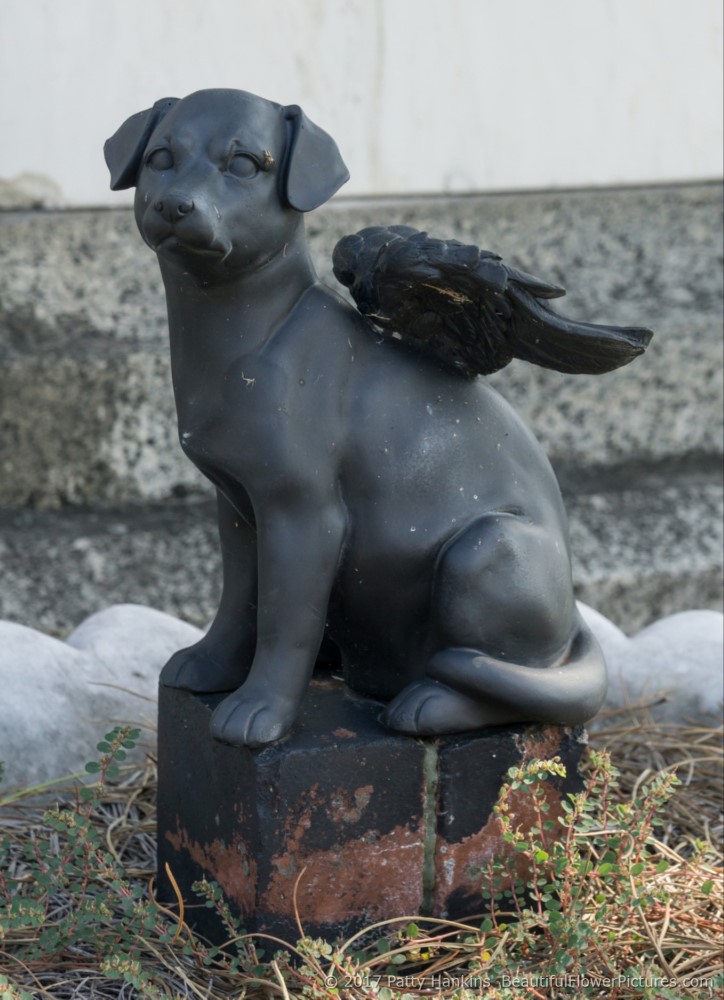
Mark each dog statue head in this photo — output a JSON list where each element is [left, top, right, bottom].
[[104, 89, 349, 276]]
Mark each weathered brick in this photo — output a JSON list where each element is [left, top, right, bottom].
[[157, 678, 586, 942]]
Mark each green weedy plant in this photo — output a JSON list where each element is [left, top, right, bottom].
[[0, 727, 179, 996], [470, 750, 689, 999], [0, 737, 720, 998], [178, 752, 714, 1000]]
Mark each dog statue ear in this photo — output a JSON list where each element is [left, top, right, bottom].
[[282, 106, 349, 212], [104, 98, 179, 191]]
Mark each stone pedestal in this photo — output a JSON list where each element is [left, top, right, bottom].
[[157, 678, 586, 943]]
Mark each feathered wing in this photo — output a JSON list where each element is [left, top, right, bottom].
[[332, 226, 653, 377]]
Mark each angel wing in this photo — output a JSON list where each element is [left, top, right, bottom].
[[332, 225, 653, 377]]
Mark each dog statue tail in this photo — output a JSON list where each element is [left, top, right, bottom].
[[425, 612, 608, 727], [333, 225, 653, 378]]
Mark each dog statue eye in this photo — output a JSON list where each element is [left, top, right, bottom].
[[226, 153, 258, 179], [147, 148, 174, 171]]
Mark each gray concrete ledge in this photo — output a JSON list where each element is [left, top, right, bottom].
[[2, 184, 720, 640], [1, 183, 721, 508], [1, 475, 720, 637]]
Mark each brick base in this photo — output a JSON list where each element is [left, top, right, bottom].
[[157, 678, 586, 943]]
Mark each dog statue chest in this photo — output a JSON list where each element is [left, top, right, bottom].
[[164, 282, 294, 453], [172, 340, 322, 497]]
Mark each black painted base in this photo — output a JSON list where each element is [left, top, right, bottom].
[[157, 678, 586, 944]]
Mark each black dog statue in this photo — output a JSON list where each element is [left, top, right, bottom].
[[105, 89, 652, 748]]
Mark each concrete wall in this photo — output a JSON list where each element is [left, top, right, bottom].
[[1, 0, 722, 208], [1, 184, 722, 634], [0, 1, 721, 634], [1, 183, 721, 509]]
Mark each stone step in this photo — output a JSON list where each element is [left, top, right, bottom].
[[1, 183, 721, 509], [0, 475, 720, 637]]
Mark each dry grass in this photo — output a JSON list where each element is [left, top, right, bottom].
[[582, 708, 723, 991], [1, 705, 722, 999]]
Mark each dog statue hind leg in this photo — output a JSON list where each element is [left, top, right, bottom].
[[382, 510, 607, 735]]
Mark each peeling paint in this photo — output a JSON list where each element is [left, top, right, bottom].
[[432, 729, 576, 915], [165, 821, 257, 916], [265, 820, 425, 923], [328, 784, 374, 824], [514, 723, 574, 762], [158, 684, 585, 940]]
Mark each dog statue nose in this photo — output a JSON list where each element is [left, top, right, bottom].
[[154, 198, 194, 220]]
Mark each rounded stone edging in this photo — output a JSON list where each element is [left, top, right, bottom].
[[0, 602, 721, 790]]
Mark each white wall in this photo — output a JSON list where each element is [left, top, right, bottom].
[[0, 0, 722, 207]]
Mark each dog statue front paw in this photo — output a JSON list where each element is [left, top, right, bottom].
[[160, 641, 248, 694], [210, 686, 296, 747]]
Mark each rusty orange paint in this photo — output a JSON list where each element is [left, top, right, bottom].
[[433, 729, 570, 913], [265, 820, 425, 924], [327, 785, 374, 824], [515, 724, 574, 762], [165, 820, 258, 916]]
